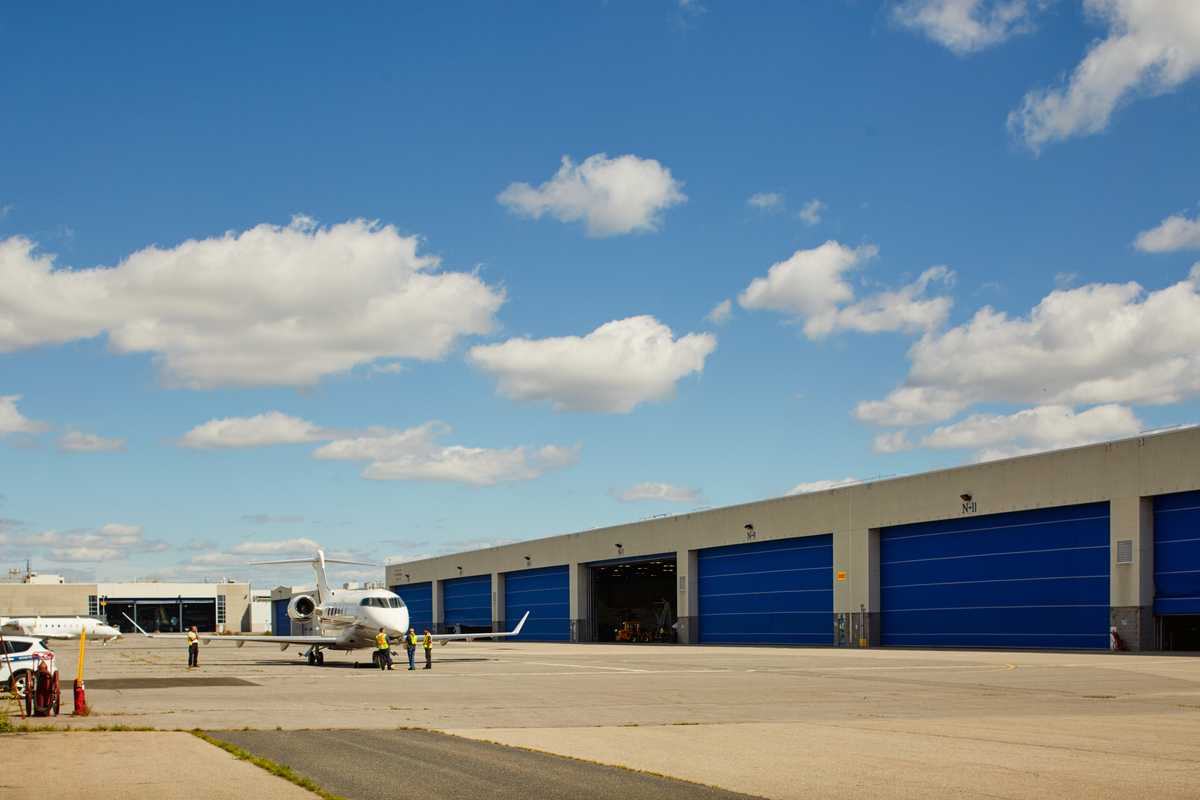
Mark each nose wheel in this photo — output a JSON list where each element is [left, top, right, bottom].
[[305, 647, 325, 666]]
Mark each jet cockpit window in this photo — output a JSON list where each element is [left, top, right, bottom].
[[387, 597, 405, 609]]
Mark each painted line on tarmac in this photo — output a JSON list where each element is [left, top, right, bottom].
[[518, 660, 652, 673]]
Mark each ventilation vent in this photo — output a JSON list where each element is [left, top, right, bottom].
[[1116, 539, 1134, 565]]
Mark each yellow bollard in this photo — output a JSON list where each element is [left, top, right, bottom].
[[72, 630, 89, 716]]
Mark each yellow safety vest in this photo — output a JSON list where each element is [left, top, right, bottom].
[[186, 631, 198, 647], [376, 632, 390, 650], [407, 632, 417, 647], [423, 634, 432, 650]]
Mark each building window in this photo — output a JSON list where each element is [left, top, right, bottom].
[[216, 594, 226, 625], [88, 595, 99, 616]]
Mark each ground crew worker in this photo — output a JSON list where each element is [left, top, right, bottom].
[[405, 627, 418, 670], [375, 627, 393, 670], [423, 629, 433, 669], [186, 625, 199, 669]]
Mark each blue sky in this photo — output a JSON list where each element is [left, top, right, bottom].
[[2, 1, 1199, 583]]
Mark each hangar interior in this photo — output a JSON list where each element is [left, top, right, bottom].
[[589, 555, 676, 643], [380, 430, 1200, 653]]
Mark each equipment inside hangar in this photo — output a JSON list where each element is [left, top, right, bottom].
[[590, 555, 677, 642]]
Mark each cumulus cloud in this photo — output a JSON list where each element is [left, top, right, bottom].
[[1009, 0, 1200, 151], [872, 430, 913, 453], [737, 241, 953, 339], [2, 522, 168, 563], [787, 477, 861, 495], [498, 154, 686, 237], [314, 421, 579, 486], [893, 0, 1047, 54], [611, 482, 702, 503], [1135, 212, 1200, 253], [58, 430, 126, 453], [0, 217, 504, 388], [469, 315, 716, 413], [921, 403, 1143, 461], [242, 514, 305, 525], [705, 299, 733, 325], [0, 395, 48, 437], [857, 269, 1200, 427], [179, 412, 329, 449], [231, 537, 321, 555], [747, 192, 784, 211], [797, 199, 826, 226]]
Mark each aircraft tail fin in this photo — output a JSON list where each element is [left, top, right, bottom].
[[249, 550, 377, 604]]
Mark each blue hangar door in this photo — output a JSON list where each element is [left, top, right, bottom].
[[698, 535, 834, 645], [504, 565, 570, 641], [1153, 491, 1200, 615], [880, 502, 1110, 649], [442, 574, 492, 633], [272, 598, 291, 637], [393, 582, 433, 633]]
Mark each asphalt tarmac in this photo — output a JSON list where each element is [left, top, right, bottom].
[[209, 728, 762, 800]]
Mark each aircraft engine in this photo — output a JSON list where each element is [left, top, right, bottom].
[[287, 594, 316, 621]]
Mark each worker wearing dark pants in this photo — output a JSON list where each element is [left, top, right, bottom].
[[186, 626, 199, 669], [375, 628, 393, 670], [423, 629, 433, 669], [405, 627, 417, 670]]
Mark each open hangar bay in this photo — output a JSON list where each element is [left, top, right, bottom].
[[380, 428, 1200, 653]]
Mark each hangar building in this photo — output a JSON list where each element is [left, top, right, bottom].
[[0, 580, 254, 633], [385, 428, 1200, 651]]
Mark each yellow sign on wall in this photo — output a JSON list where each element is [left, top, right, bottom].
[[835, 570, 847, 582]]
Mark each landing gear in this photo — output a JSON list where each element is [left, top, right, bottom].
[[305, 647, 325, 666]]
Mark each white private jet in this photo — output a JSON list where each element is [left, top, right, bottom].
[[0, 616, 122, 643], [126, 550, 529, 665]]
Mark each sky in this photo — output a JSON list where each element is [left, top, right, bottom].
[[1, 1, 1199, 585]]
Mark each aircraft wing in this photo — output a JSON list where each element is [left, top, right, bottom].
[[427, 611, 530, 642], [122, 613, 337, 647]]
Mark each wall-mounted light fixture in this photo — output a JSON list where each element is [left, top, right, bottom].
[[456, 565, 463, 576], [960, 493, 973, 502], [615, 542, 624, 556], [403, 573, 410, 581], [744, 523, 757, 540], [524, 555, 532, 566]]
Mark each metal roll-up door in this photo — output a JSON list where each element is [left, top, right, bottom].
[[442, 574, 492, 632], [272, 598, 291, 637], [504, 565, 570, 641], [880, 502, 1110, 649], [698, 534, 833, 645], [394, 582, 433, 632], [1154, 490, 1200, 615]]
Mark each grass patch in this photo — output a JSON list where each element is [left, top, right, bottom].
[[191, 731, 347, 800]]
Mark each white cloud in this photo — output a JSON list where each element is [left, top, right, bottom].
[[737, 241, 953, 338], [179, 412, 329, 449], [58, 430, 126, 453], [894, 0, 1046, 54], [872, 430, 913, 453], [3, 522, 167, 563], [921, 403, 1143, 460], [0, 217, 504, 388], [797, 199, 826, 226], [612, 482, 702, 503], [747, 192, 784, 211], [242, 514, 305, 525], [314, 421, 579, 486], [231, 537, 321, 555], [1135, 212, 1200, 253], [469, 315, 716, 413], [858, 269, 1200, 427], [498, 154, 686, 237], [787, 477, 861, 495], [0, 395, 48, 436], [1009, 0, 1200, 151], [705, 299, 733, 325]]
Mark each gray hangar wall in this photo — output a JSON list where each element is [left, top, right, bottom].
[[385, 428, 1200, 651]]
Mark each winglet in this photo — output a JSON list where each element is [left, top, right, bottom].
[[512, 611, 530, 637]]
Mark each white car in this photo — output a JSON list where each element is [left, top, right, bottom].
[[1, 635, 58, 699]]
